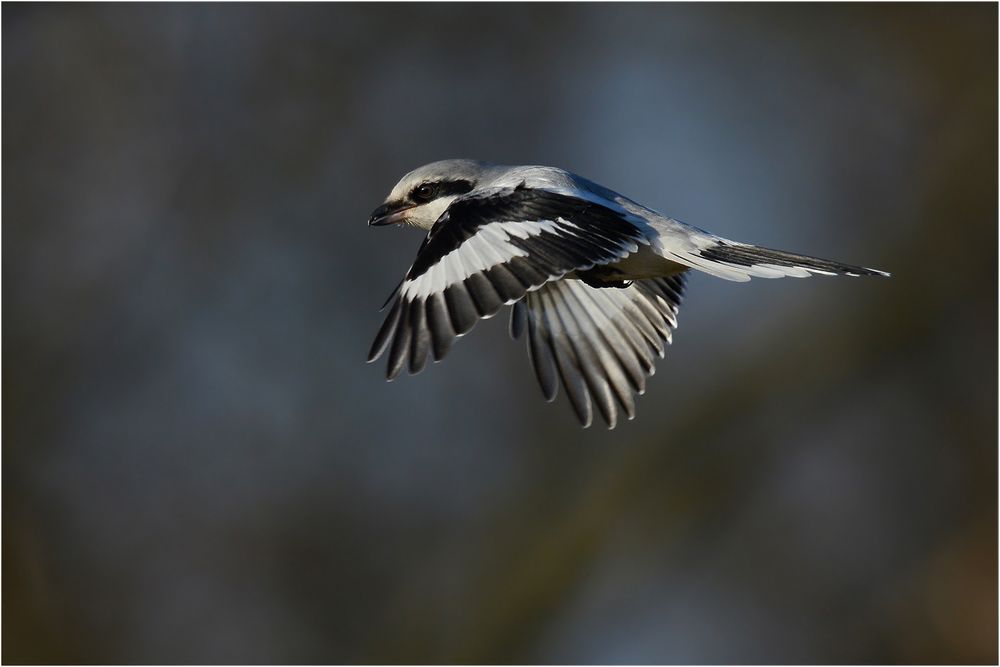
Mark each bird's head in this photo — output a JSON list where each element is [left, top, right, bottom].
[[368, 159, 492, 231]]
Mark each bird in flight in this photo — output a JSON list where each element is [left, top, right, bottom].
[[367, 160, 888, 429]]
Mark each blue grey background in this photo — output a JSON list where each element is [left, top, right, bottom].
[[4, 3, 996, 663]]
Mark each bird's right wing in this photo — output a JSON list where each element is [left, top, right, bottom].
[[368, 186, 651, 379], [510, 274, 686, 429]]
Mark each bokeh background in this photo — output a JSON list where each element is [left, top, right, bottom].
[[4, 3, 996, 664]]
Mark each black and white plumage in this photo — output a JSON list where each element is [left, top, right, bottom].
[[367, 160, 889, 429]]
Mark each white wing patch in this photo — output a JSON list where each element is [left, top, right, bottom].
[[401, 219, 572, 299]]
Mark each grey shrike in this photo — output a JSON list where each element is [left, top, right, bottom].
[[367, 159, 888, 429]]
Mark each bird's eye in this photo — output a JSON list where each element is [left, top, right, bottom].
[[412, 183, 438, 202]]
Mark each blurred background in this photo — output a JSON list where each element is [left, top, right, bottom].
[[3, 3, 996, 663]]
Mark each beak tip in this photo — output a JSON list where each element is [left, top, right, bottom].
[[368, 202, 414, 227], [368, 203, 394, 227]]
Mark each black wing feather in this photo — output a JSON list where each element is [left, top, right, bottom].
[[516, 274, 687, 428]]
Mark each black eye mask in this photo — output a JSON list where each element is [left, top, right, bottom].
[[416, 179, 474, 201]]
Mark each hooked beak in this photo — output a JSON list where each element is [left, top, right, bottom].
[[368, 202, 416, 227]]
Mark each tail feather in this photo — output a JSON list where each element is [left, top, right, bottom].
[[699, 241, 890, 278]]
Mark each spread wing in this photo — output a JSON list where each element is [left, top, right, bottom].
[[510, 275, 686, 429], [367, 186, 650, 379]]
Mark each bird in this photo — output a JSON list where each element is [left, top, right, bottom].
[[366, 159, 889, 429]]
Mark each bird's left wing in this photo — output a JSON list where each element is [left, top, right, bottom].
[[510, 275, 686, 429], [368, 186, 650, 379]]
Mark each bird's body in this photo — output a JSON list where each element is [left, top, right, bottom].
[[367, 160, 888, 428]]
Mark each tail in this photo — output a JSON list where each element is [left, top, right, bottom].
[[702, 241, 889, 277], [666, 237, 890, 282]]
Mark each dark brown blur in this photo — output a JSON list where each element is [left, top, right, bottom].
[[3, 3, 996, 664]]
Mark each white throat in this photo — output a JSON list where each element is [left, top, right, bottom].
[[410, 195, 458, 231]]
